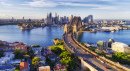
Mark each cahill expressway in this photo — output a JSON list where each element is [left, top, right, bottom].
[[63, 33, 118, 71], [63, 17, 119, 71]]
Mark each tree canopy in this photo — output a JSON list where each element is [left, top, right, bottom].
[[60, 51, 76, 70], [0, 43, 4, 46], [59, 51, 70, 58], [32, 45, 40, 47], [112, 52, 130, 64], [32, 57, 40, 67], [50, 46, 62, 55], [14, 49, 26, 59]]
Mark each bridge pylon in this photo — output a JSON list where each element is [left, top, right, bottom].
[[73, 24, 77, 34], [64, 24, 68, 34]]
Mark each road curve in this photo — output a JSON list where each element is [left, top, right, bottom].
[[63, 33, 118, 71]]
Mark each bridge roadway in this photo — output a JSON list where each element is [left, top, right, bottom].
[[63, 33, 118, 71]]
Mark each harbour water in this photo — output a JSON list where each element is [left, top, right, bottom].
[[0, 25, 130, 47], [77, 30, 130, 45], [0, 25, 64, 47]]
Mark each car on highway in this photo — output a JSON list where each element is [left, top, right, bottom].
[[104, 67, 107, 69], [101, 61, 104, 63], [83, 57, 87, 60]]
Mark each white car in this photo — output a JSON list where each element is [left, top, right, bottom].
[[101, 61, 104, 63]]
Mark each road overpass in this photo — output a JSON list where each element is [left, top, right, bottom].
[[63, 33, 118, 71], [62, 17, 129, 71]]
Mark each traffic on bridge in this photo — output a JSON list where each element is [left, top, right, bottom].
[[63, 17, 119, 71]]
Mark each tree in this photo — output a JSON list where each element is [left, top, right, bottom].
[[14, 49, 25, 59], [0, 53, 3, 58], [60, 56, 72, 67], [55, 43, 60, 45], [54, 38, 57, 40], [68, 60, 76, 69], [32, 45, 40, 47], [14, 49, 20, 54], [59, 51, 70, 58], [51, 46, 62, 54], [15, 69, 20, 71], [27, 49, 34, 59], [0, 43, 4, 46], [32, 57, 40, 67], [89, 47, 95, 52], [60, 56, 76, 70], [112, 52, 130, 64], [14, 49, 21, 59]]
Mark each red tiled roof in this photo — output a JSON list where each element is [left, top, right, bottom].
[[54, 65, 66, 70], [20, 62, 28, 70]]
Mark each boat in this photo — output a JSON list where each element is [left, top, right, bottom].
[[111, 30, 115, 32]]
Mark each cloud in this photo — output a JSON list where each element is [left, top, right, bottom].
[[99, 0, 114, 1], [92, 6, 118, 10], [22, 0, 57, 7], [17, 7, 48, 10], [22, 0, 104, 7], [21, 0, 118, 10], [0, 2, 12, 6], [59, 2, 103, 7]]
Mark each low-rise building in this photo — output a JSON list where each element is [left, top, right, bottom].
[[0, 65, 15, 71], [38, 66, 50, 71], [20, 62, 29, 71], [35, 55, 46, 65], [7, 59, 21, 65], [0, 52, 15, 65], [112, 42, 130, 54], [32, 47, 42, 55], [53, 65, 67, 71], [0, 40, 27, 52]]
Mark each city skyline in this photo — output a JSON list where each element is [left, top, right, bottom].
[[0, 0, 130, 19]]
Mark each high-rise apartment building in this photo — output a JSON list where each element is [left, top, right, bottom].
[[83, 15, 93, 23]]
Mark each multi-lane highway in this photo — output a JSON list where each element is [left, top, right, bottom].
[[63, 33, 118, 71]]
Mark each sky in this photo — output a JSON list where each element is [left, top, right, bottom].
[[0, 0, 130, 19]]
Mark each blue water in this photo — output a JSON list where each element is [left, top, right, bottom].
[[0, 25, 64, 47], [77, 30, 130, 45], [0, 25, 130, 47]]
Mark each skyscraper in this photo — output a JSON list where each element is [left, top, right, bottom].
[[55, 12, 57, 17], [23, 16, 24, 21], [88, 15, 93, 23], [49, 12, 52, 19], [46, 12, 53, 25], [83, 15, 93, 23], [69, 15, 73, 22]]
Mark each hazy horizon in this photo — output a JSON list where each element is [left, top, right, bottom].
[[0, 0, 130, 19]]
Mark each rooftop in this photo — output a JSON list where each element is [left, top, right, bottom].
[[20, 62, 28, 70], [112, 42, 129, 48], [0, 65, 15, 70], [39, 66, 50, 69], [54, 65, 66, 70]]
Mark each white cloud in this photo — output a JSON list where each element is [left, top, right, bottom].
[[59, 2, 103, 7], [21, 0, 118, 10], [22, 0, 106, 8], [0, 2, 12, 6], [99, 0, 114, 1], [92, 6, 118, 10], [22, 0, 57, 7]]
